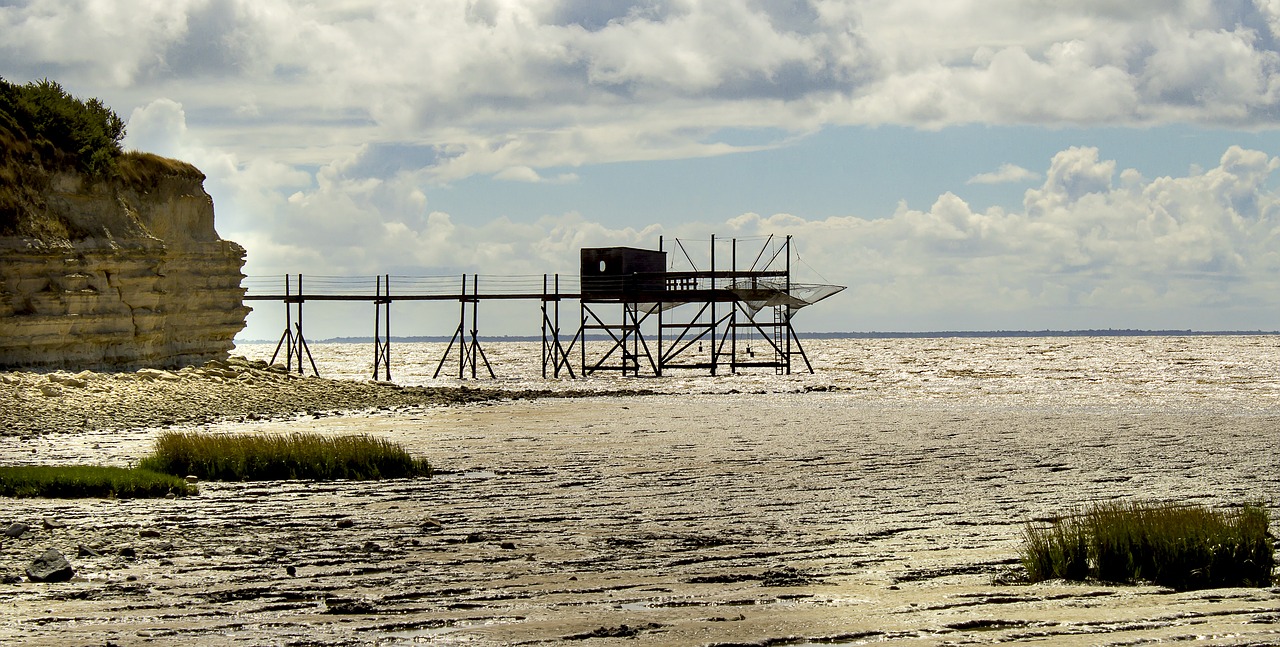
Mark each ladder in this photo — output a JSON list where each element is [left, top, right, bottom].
[[772, 305, 786, 375]]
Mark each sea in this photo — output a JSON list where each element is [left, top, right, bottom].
[[233, 334, 1280, 416]]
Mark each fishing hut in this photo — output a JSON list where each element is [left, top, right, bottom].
[[244, 235, 844, 380]]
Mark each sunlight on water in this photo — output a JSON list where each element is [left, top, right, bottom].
[[234, 336, 1280, 415]]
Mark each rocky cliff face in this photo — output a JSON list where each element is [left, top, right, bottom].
[[0, 168, 249, 370]]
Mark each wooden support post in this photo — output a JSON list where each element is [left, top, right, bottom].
[[469, 275, 495, 379], [785, 235, 792, 375], [433, 274, 494, 379], [709, 234, 716, 375], [541, 274, 549, 379], [373, 274, 391, 381], [731, 238, 737, 375], [269, 274, 318, 376], [269, 273, 292, 368]]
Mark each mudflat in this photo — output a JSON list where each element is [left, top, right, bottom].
[[1, 383, 1277, 645]]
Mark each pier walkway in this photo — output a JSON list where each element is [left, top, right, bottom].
[[242, 236, 843, 381]]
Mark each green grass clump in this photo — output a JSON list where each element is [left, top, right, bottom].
[[1021, 501, 1275, 591], [0, 465, 192, 498], [138, 431, 431, 482]]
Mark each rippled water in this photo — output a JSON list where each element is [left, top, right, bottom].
[[235, 335, 1280, 414]]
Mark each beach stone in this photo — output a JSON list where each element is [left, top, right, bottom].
[[136, 368, 180, 382], [26, 548, 74, 583], [140, 529, 162, 538], [324, 597, 377, 615], [0, 573, 20, 584], [47, 373, 87, 388], [119, 546, 136, 558], [41, 518, 67, 530], [4, 523, 30, 538], [420, 518, 444, 533], [77, 544, 101, 558]]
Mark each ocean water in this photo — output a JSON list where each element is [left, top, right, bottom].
[[234, 335, 1280, 415]]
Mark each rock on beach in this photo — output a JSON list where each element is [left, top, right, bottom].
[[25, 548, 73, 583]]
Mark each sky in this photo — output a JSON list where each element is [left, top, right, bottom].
[[3, 0, 1280, 340]]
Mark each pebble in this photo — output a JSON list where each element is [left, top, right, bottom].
[[1, 358, 534, 436]]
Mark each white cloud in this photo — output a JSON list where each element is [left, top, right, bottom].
[[967, 163, 1040, 185], [494, 166, 580, 184], [8, 2, 1280, 335], [124, 97, 312, 243], [7, 1, 1279, 179], [238, 144, 1280, 331]]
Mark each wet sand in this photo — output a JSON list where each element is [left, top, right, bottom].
[[1, 392, 1277, 645]]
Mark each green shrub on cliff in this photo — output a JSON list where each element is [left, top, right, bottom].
[[0, 76, 126, 176], [0, 77, 204, 238]]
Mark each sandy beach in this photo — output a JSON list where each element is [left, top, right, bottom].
[[1, 358, 1277, 645]]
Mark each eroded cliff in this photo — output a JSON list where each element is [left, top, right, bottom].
[[0, 159, 249, 370]]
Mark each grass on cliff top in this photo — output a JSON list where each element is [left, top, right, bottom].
[[0, 465, 192, 499], [138, 431, 431, 482], [1021, 501, 1275, 591], [117, 151, 204, 187]]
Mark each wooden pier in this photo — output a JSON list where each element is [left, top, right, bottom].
[[243, 235, 844, 380]]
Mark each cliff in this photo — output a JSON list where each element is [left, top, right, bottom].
[[0, 154, 250, 370]]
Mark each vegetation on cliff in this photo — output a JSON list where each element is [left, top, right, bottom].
[[0, 76, 203, 239], [0, 77, 125, 177]]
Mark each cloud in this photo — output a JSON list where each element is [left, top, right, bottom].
[[124, 97, 312, 242], [967, 163, 1040, 185], [9, 2, 1280, 335], [7, 1, 1279, 181], [239, 144, 1279, 328], [494, 166, 580, 183]]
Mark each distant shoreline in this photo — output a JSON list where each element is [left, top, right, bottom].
[[234, 329, 1280, 344]]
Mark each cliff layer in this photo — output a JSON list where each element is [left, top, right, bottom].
[[0, 159, 249, 370]]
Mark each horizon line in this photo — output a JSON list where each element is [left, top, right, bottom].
[[233, 329, 1280, 344]]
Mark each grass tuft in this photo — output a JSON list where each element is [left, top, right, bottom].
[[138, 431, 432, 482], [1021, 501, 1275, 591], [0, 465, 192, 498]]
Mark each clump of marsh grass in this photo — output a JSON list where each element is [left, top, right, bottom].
[[138, 431, 431, 482], [0, 465, 192, 498], [1021, 501, 1275, 591]]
